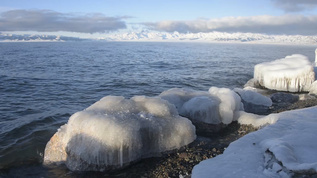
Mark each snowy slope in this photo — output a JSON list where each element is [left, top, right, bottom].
[[192, 106, 317, 177]]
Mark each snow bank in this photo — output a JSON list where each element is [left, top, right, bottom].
[[192, 106, 317, 177], [43, 95, 196, 171], [254, 54, 315, 92], [159, 87, 242, 125]]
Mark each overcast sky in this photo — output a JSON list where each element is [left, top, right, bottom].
[[0, 0, 316, 37]]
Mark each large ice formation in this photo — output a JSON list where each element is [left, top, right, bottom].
[[254, 54, 315, 92], [159, 87, 242, 125], [193, 106, 317, 177], [43, 95, 196, 171]]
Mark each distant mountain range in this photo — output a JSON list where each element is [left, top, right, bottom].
[[0, 33, 86, 42], [1, 31, 317, 45], [101, 31, 317, 45]]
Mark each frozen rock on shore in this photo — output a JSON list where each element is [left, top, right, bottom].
[[254, 54, 315, 92], [193, 106, 317, 177], [234, 88, 272, 115], [159, 87, 242, 125], [43, 96, 196, 171]]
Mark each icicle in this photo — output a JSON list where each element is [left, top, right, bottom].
[[315, 48, 317, 66], [119, 143, 123, 167]]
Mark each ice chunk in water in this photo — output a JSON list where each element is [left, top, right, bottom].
[[43, 95, 196, 171]]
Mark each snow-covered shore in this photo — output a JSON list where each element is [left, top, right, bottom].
[[193, 106, 317, 177]]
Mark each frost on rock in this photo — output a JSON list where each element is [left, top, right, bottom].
[[43, 95, 196, 172], [193, 106, 317, 178], [234, 88, 272, 115], [254, 54, 315, 92], [159, 87, 242, 125]]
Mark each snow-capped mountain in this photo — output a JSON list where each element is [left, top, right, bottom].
[[1, 31, 316, 45], [101, 31, 317, 45], [0, 33, 87, 42]]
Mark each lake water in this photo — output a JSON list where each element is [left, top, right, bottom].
[[0, 42, 316, 176]]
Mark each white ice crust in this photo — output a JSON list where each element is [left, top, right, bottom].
[[159, 87, 242, 125], [192, 106, 317, 177], [208, 87, 243, 124], [237, 111, 279, 127], [254, 54, 315, 92], [43, 95, 196, 171]]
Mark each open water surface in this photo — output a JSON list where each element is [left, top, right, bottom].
[[0, 42, 316, 177]]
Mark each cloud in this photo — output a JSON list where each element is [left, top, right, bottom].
[[144, 15, 317, 35], [0, 9, 127, 33], [272, 0, 317, 12]]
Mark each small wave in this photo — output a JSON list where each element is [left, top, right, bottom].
[[0, 113, 70, 169]]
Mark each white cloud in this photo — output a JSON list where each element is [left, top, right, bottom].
[[0, 9, 128, 33], [272, 0, 317, 12], [144, 15, 317, 35]]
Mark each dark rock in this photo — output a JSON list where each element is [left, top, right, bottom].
[[191, 120, 227, 136], [242, 101, 271, 115], [270, 92, 299, 103]]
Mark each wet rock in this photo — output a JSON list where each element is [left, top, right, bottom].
[[270, 92, 299, 103], [192, 120, 227, 136]]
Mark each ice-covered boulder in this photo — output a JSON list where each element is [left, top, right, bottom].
[[193, 106, 317, 177], [159, 87, 242, 125], [43, 95, 196, 172], [254, 54, 315, 92], [234, 88, 272, 115], [181, 96, 221, 124], [159, 88, 210, 111], [159, 88, 220, 124], [208, 87, 243, 124]]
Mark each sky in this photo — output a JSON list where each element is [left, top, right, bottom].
[[0, 0, 317, 38]]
